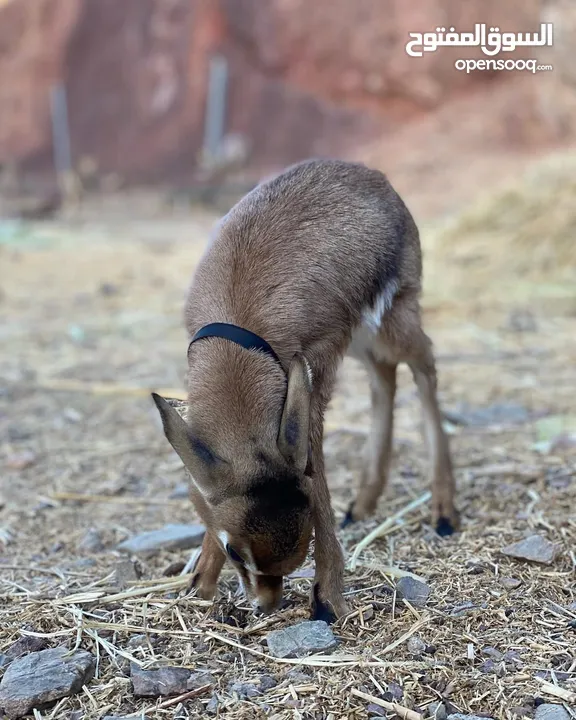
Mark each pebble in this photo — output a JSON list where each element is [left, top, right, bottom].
[[117, 524, 205, 556], [103, 717, 150, 720], [534, 704, 570, 720], [501, 535, 559, 565], [447, 715, 493, 720], [6, 451, 36, 470], [228, 681, 261, 698], [367, 703, 387, 715], [258, 675, 278, 691], [0, 646, 95, 719], [205, 694, 219, 714], [78, 528, 105, 553], [444, 402, 530, 428], [428, 702, 448, 719], [131, 664, 214, 697], [407, 635, 427, 655], [0, 635, 47, 668], [113, 559, 141, 588], [507, 309, 537, 333], [499, 577, 522, 590], [396, 576, 431, 607], [266, 620, 338, 659]]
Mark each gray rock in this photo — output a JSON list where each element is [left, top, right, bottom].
[[130, 664, 214, 697], [499, 577, 522, 590], [407, 635, 427, 655], [444, 402, 530, 427], [0, 646, 95, 719], [117, 524, 205, 556], [103, 717, 150, 720], [507, 309, 537, 333], [258, 675, 278, 691], [78, 528, 105, 553], [396, 577, 431, 607], [428, 702, 448, 719], [113, 559, 141, 588], [501, 535, 559, 565], [482, 647, 503, 661], [131, 664, 190, 697], [126, 634, 148, 650], [367, 703, 387, 716], [228, 681, 261, 698], [205, 694, 219, 714], [266, 620, 338, 659], [0, 635, 47, 668], [534, 704, 570, 720], [447, 715, 493, 720]]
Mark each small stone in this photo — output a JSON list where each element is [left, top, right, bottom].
[[501, 535, 559, 565], [534, 704, 570, 720], [407, 635, 427, 655], [444, 402, 530, 428], [131, 664, 198, 697], [266, 620, 338, 659], [117, 524, 205, 556], [0, 646, 95, 719], [482, 647, 503, 661], [428, 702, 448, 719], [187, 671, 215, 690], [511, 707, 532, 717], [127, 634, 148, 650], [205, 694, 219, 714], [99, 282, 120, 296], [79, 528, 105, 553], [507, 309, 537, 333], [479, 660, 496, 674], [1, 635, 48, 666], [367, 703, 387, 716], [103, 717, 150, 720], [6, 450, 36, 470], [447, 715, 493, 720], [228, 681, 261, 698], [388, 681, 403, 700], [113, 559, 141, 588], [499, 577, 522, 590], [396, 577, 431, 607], [258, 675, 278, 691]]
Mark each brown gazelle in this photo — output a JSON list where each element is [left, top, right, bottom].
[[152, 158, 458, 622]]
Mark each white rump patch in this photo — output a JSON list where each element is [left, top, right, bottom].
[[361, 279, 399, 333]]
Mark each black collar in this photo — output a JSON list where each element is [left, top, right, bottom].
[[188, 322, 285, 374]]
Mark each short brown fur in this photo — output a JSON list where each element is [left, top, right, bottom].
[[152, 158, 458, 621]]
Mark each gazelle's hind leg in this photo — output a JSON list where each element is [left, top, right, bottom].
[[346, 291, 459, 534], [342, 350, 397, 525]]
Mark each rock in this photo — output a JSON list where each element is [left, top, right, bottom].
[[79, 528, 105, 553], [507, 309, 537, 333], [131, 665, 189, 697], [228, 681, 261, 698], [499, 577, 522, 590], [103, 717, 150, 720], [367, 703, 387, 716], [444, 402, 530, 427], [113, 559, 141, 588], [117, 524, 205, 556], [130, 664, 214, 697], [428, 702, 448, 719], [482, 647, 503, 661], [501, 535, 560, 565], [258, 675, 278, 691], [387, 682, 403, 700], [479, 660, 496, 674], [396, 577, 431, 607], [266, 620, 338, 659], [534, 704, 570, 720], [407, 635, 427, 655], [0, 635, 48, 668], [0, 646, 95, 719], [126, 634, 148, 650], [99, 282, 120, 296], [6, 450, 36, 470], [447, 715, 493, 720], [205, 694, 219, 714]]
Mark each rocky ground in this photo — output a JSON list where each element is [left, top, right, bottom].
[[0, 185, 575, 719]]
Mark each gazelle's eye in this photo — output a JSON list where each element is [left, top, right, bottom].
[[226, 544, 245, 565]]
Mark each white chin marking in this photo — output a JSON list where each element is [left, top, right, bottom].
[[361, 279, 399, 333]]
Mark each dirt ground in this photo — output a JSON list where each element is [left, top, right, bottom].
[[0, 187, 575, 720]]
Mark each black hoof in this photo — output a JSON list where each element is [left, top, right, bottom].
[[310, 583, 337, 624], [436, 517, 455, 537], [340, 503, 356, 529]]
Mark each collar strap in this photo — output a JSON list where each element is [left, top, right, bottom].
[[188, 322, 285, 373]]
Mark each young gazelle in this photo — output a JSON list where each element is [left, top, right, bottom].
[[152, 158, 458, 622]]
